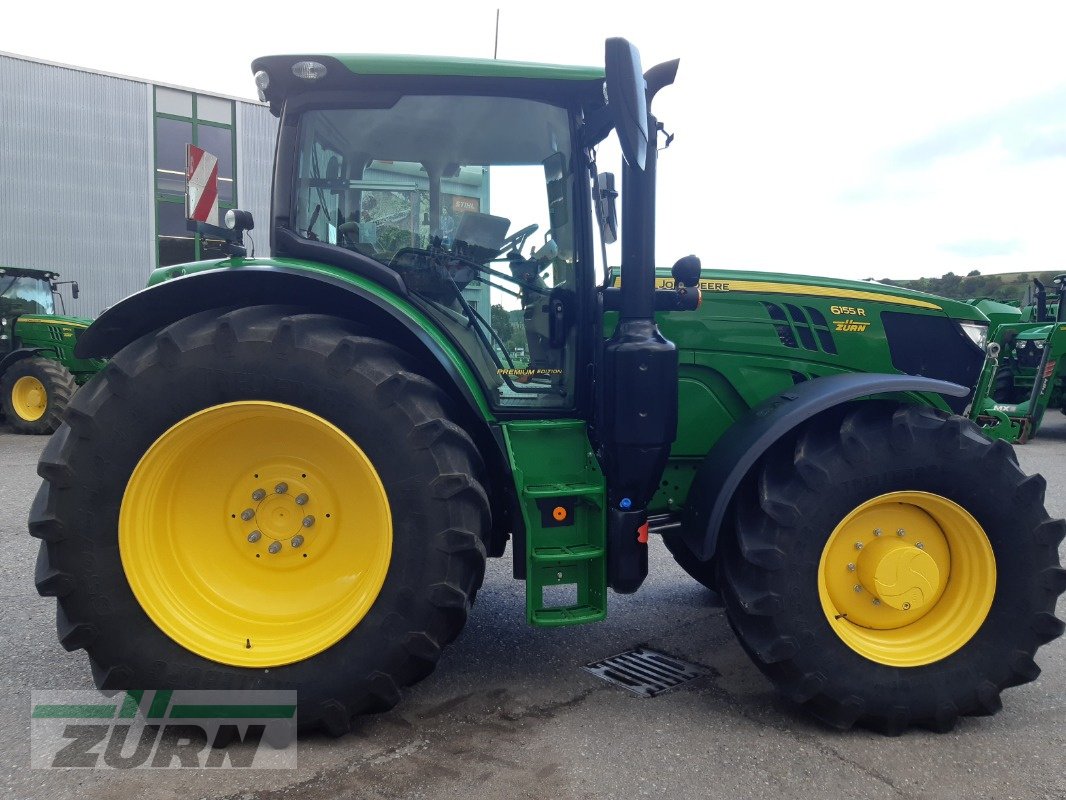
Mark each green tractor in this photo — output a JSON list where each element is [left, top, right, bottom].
[[969, 276, 1066, 442], [31, 40, 1065, 736], [0, 266, 104, 434]]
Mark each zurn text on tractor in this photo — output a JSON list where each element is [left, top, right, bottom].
[[31, 39, 1065, 736], [0, 266, 103, 434]]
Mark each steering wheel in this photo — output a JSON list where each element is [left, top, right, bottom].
[[498, 223, 539, 257]]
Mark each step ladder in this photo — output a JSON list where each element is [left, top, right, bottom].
[[501, 420, 607, 626]]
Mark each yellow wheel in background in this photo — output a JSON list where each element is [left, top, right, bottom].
[[818, 492, 996, 667], [11, 375, 48, 421], [120, 401, 392, 668]]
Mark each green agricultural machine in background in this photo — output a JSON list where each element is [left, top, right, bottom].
[[969, 276, 1066, 442], [31, 40, 1065, 737], [0, 266, 104, 434]]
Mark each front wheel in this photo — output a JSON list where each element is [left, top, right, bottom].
[[1, 357, 77, 434], [718, 403, 1066, 733], [30, 308, 489, 735]]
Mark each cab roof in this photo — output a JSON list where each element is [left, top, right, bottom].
[[328, 54, 603, 82], [250, 53, 605, 116]]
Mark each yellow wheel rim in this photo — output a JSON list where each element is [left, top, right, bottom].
[[11, 375, 48, 421], [817, 491, 995, 667], [120, 401, 392, 668]]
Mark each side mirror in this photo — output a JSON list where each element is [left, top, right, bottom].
[[595, 172, 618, 245], [671, 255, 702, 287], [71, 282, 80, 300], [604, 38, 649, 171]]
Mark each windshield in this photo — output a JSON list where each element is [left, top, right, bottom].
[[292, 96, 579, 410], [0, 276, 55, 315]]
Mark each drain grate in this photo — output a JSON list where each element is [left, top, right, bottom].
[[583, 646, 708, 697]]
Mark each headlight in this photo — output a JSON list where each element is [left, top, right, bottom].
[[1018, 340, 1028, 349], [959, 322, 988, 350], [1035, 340, 1045, 350]]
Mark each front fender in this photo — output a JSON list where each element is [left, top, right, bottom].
[[76, 263, 492, 421], [680, 372, 969, 561], [0, 347, 45, 375]]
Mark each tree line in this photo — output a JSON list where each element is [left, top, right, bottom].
[[880, 270, 1063, 302]]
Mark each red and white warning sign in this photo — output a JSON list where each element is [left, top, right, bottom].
[[186, 144, 219, 226]]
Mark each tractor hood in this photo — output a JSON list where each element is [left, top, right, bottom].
[[650, 268, 990, 323]]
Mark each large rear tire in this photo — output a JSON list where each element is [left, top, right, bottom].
[[718, 403, 1066, 733], [30, 307, 489, 735], [1, 357, 76, 434]]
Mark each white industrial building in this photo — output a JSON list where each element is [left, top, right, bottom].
[[0, 51, 277, 316]]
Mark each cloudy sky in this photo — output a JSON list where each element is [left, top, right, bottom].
[[3, 0, 1065, 280]]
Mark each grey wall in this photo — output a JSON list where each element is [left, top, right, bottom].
[[236, 103, 278, 257], [0, 55, 154, 316]]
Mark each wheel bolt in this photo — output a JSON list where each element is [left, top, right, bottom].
[[252, 489, 266, 502], [847, 563, 856, 572], [872, 598, 881, 606], [853, 584, 862, 593], [291, 534, 304, 548], [268, 541, 282, 554], [915, 541, 925, 549], [854, 542, 864, 550], [896, 528, 905, 537], [873, 528, 882, 537], [275, 482, 288, 494], [240, 508, 255, 521], [902, 602, 912, 611], [302, 515, 315, 528], [247, 530, 261, 543], [295, 493, 309, 506]]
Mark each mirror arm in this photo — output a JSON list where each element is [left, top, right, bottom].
[[643, 59, 679, 105]]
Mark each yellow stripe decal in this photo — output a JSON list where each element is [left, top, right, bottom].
[[619, 277, 942, 311], [16, 318, 90, 328]]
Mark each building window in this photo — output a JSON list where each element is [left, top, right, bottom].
[[154, 87, 237, 267]]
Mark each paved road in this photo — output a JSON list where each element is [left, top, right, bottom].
[[2, 416, 1064, 800]]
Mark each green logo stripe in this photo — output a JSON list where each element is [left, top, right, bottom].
[[168, 704, 297, 719], [32, 704, 116, 719], [119, 691, 144, 718], [147, 690, 173, 719]]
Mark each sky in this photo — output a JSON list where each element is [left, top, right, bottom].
[[3, 0, 1065, 281]]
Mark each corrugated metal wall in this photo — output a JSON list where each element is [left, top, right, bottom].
[[236, 103, 278, 256], [0, 55, 154, 317]]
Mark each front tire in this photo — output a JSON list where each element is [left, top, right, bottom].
[[30, 307, 489, 735], [718, 403, 1066, 733], [1, 357, 77, 434]]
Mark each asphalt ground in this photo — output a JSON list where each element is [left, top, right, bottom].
[[1, 415, 1064, 800]]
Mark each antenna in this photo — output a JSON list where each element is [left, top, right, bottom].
[[493, 8, 500, 59]]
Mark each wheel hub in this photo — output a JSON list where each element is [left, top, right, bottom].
[[237, 481, 317, 555], [856, 537, 940, 612]]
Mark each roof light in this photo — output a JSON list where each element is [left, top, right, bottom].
[[254, 70, 270, 102], [292, 61, 327, 81]]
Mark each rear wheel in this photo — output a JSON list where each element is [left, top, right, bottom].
[[718, 403, 1066, 733], [30, 307, 489, 735], [1, 357, 77, 434]]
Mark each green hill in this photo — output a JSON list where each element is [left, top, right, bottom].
[[880, 270, 1062, 302]]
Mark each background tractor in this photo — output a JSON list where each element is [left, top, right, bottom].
[[969, 276, 1066, 443], [0, 266, 103, 433], [31, 40, 1065, 737]]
